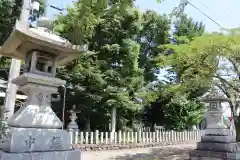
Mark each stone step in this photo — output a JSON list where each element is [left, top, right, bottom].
[[190, 150, 240, 160], [197, 142, 240, 153], [204, 128, 233, 136], [201, 135, 235, 143], [0, 127, 72, 153]]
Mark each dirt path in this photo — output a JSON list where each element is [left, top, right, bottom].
[[80, 143, 196, 160]]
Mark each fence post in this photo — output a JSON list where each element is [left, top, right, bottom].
[[176, 131, 179, 142], [110, 132, 114, 144], [90, 132, 93, 144], [149, 132, 152, 143], [74, 129, 79, 144], [184, 131, 187, 141], [134, 132, 138, 144], [123, 131, 126, 144], [170, 130, 174, 142], [190, 131, 194, 141], [80, 132, 84, 144], [105, 132, 108, 144], [95, 130, 99, 144], [131, 132, 134, 143], [85, 132, 89, 144], [159, 130, 162, 142], [153, 131, 156, 143], [138, 130, 141, 143], [127, 132, 130, 144], [142, 131, 145, 143], [118, 131, 122, 144], [173, 131, 176, 142], [193, 131, 196, 140], [68, 128, 74, 144], [99, 132, 103, 144], [114, 132, 117, 144], [146, 132, 149, 143], [156, 130, 159, 142]]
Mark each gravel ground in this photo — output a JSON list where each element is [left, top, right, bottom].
[[81, 143, 196, 160]]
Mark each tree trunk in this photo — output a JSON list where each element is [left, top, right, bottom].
[[111, 107, 117, 132], [234, 116, 240, 142]]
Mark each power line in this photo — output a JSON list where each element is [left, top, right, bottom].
[[201, 0, 230, 22], [186, 0, 229, 32]]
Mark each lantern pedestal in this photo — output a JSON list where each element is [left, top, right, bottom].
[[0, 73, 81, 160]]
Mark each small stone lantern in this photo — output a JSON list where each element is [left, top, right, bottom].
[[67, 105, 81, 130]]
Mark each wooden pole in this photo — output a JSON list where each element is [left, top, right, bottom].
[[2, 0, 31, 120]]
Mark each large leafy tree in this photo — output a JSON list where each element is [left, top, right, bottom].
[[55, 0, 145, 131], [54, 0, 173, 131], [137, 11, 171, 82], [157, 29, 240, 140], [53, 0, 198, 131], [142, 15, 207, 130]]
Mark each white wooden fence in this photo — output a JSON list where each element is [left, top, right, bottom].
[[68, 129, 202, 145]]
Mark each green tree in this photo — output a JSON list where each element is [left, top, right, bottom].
[[156, 29, 240, 140], [53, 0, 193, 131], [137, 11, 171, 82], [173, 14, 205, 42], [141, 16, 207, 130], [55, 0, 146, 131], [163, 94, 204, 131]]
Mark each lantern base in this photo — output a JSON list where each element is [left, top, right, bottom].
[[190, 147, 240, 160], [190, 129, 238, 159], [0, 149, 81, 160], [0, 127, 73, 153]]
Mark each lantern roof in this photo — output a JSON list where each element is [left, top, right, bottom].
[[202, 91, 228, 102], [0, 20, 88, 65]]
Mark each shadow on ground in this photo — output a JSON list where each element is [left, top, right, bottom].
[[111, 146, 194, 160]]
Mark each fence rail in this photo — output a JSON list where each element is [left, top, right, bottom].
[[68, 129, 202, 145]]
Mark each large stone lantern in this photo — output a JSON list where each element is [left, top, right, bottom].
[[0, 18, 87, 159], [190, 92, 240, 160]]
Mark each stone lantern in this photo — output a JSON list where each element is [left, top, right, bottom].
[[0, 18, 87, 159], [202, 93, 228, 130], [67, 105, 81, 130], [190, 91, 240, 160]]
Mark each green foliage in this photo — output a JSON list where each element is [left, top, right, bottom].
[[0, 0, 21, 45], [141, 15, 207, 130], [54, 0, 172, 131], [156, 28, 240, 136], [137, 11, 171, 82], [173, 14, 205, 43], [164, 95, 204, 131]]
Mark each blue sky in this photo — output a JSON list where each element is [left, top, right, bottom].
[[46, 0, 240, 32]]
